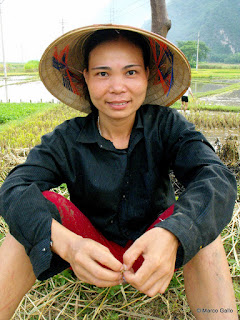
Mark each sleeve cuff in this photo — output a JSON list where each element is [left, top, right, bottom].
[[154, 212, 203, 267], [29, 238, 70, 280]]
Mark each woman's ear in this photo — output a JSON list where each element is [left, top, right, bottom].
[[146, 67, 150, 80], [83, 69, 89, 84]]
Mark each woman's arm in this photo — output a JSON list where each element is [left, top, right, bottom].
[[158, 109, 237, 266], [0, 123, 72, 278]]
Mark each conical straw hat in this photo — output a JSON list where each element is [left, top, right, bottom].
[[39, 24, 191, 113]]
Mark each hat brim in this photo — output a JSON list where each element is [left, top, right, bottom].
[[39, 24, 191, 113]]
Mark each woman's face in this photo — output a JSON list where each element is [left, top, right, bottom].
[[83, 38, 149, 121]]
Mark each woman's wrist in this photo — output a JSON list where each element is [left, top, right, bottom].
[[50, 219, 82, 263]]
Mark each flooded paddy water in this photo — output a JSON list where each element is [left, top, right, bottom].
[[190, 78, 240, 154], [178, 109, 240, 155], [202, 128, 239, 154], [192, 80, 229, 93], [0, 76, 58, 103], [192, 79, 240, 107], [201, 88, 240, 107]]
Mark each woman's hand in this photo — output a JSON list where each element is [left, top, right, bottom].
[[51, 219, 123, 287], [67, 237, 123, 287], [123, 227, 179, 297]]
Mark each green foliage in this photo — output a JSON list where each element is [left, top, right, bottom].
[[104, 312, 119, 320], [198, 63, 240, 69], [208, 53, 240, 64], [224, 53, 240, 64], [52, 269, 74, 286], [177, 40, 210, 67], [0, 103, 55, 124], [208, 53, 231, 63], [24, 60, 39, 72], [0, 63, 25, 74], [0, 233, 4, 242]]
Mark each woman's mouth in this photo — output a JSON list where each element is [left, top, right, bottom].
[[108, 101, 129, 109]]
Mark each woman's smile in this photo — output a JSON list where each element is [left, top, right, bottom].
[[107, 100, 130, 110]]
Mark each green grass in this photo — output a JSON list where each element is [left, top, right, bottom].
[[0, 102, 58, 125], [192, 68, 240, 79], [0, 104, 80, 151]]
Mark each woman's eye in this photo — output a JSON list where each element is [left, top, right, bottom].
[[127, 70, 136, 76], [98, 72, 108, 77]]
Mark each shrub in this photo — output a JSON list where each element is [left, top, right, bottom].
[[24, 60, 39, 72]]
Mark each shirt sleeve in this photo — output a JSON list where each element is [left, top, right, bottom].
[[0, 124, 72, 279], [155, 109, 237, 267]]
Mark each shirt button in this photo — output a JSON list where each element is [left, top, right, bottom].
[[110, 220, 114, 224], [42, 248, 46, 252], [123, 195, 126, 199]]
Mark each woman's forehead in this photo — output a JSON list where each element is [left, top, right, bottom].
[[88, 38, 144, 64]]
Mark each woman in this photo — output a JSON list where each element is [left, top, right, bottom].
[[181, 86, 194, 111], [0, 25, 238, 319]]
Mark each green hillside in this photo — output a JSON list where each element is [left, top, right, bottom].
[[143, 0, 240, 61]]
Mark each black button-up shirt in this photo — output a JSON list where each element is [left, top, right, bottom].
[[0, 105, 237, 280]]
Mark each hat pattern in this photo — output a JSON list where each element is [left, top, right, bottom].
[[53, 45, 83, 96], [149, 38, 174, 97]]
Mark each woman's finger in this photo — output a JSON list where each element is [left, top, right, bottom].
[[124, 257, 157, 287], [123, 240, 144, 271], [90, 245, 123, 272], [71, 257, 123, 286], [136, 267, 174, 296], [124, 264, 174, 297]]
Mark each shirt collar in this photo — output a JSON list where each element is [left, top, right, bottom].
[[76, 112, 99, 144], [76, 106, 144, 144]]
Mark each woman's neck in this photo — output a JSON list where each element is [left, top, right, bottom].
[[97, 112, 136, 149]]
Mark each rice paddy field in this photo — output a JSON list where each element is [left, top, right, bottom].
[[192, 68, 240, 80], [0, 99, 239, 319]]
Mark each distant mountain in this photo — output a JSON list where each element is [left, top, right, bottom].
[[143, 0, 240, 60]]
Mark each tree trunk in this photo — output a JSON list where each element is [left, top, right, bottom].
[[150, 0, 171, 38]]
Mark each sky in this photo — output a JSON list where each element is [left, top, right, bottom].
[[0, 0, 151, 62]]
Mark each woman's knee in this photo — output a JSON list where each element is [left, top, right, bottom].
[[184, 235, 226, 271], [0, 233, 34, 271]]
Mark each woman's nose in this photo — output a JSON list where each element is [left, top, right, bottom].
[[109, 76, 126, 94]]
